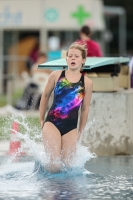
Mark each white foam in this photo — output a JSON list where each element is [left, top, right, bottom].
[[1, 114, 95, 171]]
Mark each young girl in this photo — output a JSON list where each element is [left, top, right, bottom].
[[39, 42, 93, 172]]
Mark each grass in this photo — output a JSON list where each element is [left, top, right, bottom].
[[0, 95, 7, 107], [0, 115, 41, 141], [12, 89, 23, 105], [0, 89, 42, 141], [0, 89, 23, 107]]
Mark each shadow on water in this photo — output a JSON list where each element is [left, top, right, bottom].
[[0, 115, 133, 199]]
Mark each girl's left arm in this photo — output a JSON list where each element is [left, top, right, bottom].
[[78, 77, 93, 138]]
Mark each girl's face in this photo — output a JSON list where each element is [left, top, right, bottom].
[[66, 48, 86, 71]]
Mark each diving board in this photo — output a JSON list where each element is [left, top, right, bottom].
[[38, 57, 130, 71]]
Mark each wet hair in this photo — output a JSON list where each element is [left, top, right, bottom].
[[66, 42, 87, 59], [66, 42, 87, 69], [80, 25, 92, 37]]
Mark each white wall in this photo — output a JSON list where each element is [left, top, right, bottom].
[[0, 0, 104, 30], [82, 89, 133, 156]]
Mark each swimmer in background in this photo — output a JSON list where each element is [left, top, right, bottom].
[[39, 42, 93, 173]]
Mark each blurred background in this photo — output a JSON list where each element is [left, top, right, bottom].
[[0, 0, 132, 109]]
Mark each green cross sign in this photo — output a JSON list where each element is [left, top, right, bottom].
[[71, 5, 91, 25]]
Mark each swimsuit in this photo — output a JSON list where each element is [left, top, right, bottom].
[[45, 70, 85, 136]]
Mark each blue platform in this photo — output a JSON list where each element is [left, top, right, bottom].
[[38, 57, 130, 71]]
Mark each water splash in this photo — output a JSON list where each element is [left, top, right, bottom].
[[0, 113, 95, 174], [1, 114, 132, 199]]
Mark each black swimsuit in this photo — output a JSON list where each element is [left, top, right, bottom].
[[45, 70, 85, 136]]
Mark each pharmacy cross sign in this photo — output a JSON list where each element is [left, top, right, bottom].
[[71, 5, 91, 25]]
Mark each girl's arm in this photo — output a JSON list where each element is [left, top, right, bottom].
[[78, 77, 93, 138], [39, 71, 56, 128]]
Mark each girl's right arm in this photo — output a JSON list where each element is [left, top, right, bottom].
[[39, 71, 56, 128]]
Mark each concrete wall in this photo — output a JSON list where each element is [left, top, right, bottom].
[[82, 89, 133, 156]]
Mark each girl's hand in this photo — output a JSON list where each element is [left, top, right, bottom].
[[77, 130, 82, 140], [41, 121, 45, 129]]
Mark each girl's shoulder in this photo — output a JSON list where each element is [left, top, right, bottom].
[[50, 70, 62, 77], [84, 75, 93, 84], [84, 75, 93, 90], [49, 70, 63, 81]]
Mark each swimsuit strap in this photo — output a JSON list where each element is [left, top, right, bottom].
[[60, 70, 65, 78], [80, 74, 85, 85]]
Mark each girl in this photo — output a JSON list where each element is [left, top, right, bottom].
[[39, 42, 93, 172]]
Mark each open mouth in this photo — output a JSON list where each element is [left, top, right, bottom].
[[71, 62, 76, 65]]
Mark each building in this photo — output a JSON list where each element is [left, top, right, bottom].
[[0, 0, 105, 93]]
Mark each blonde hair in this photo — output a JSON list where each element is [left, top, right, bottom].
[[66, 42, 87, 59], [66, 42, 87, 69]]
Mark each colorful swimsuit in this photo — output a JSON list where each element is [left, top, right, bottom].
[[45, 70, 85, 136]]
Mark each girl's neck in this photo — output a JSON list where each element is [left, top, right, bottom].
[[67, 69, 81, 75]]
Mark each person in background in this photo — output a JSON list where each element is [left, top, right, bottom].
[[31, 52, 52, 76], [77, 25, 103, 57], [29, 52, 52, 109], [15, 52, 52, 110]]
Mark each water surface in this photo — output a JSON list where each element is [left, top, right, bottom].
[[0, 156, 133, 199], [0, 115, 133, 199]]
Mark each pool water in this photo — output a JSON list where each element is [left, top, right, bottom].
[[0, 156, 133, 199], [0, 115, 133, 199]]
